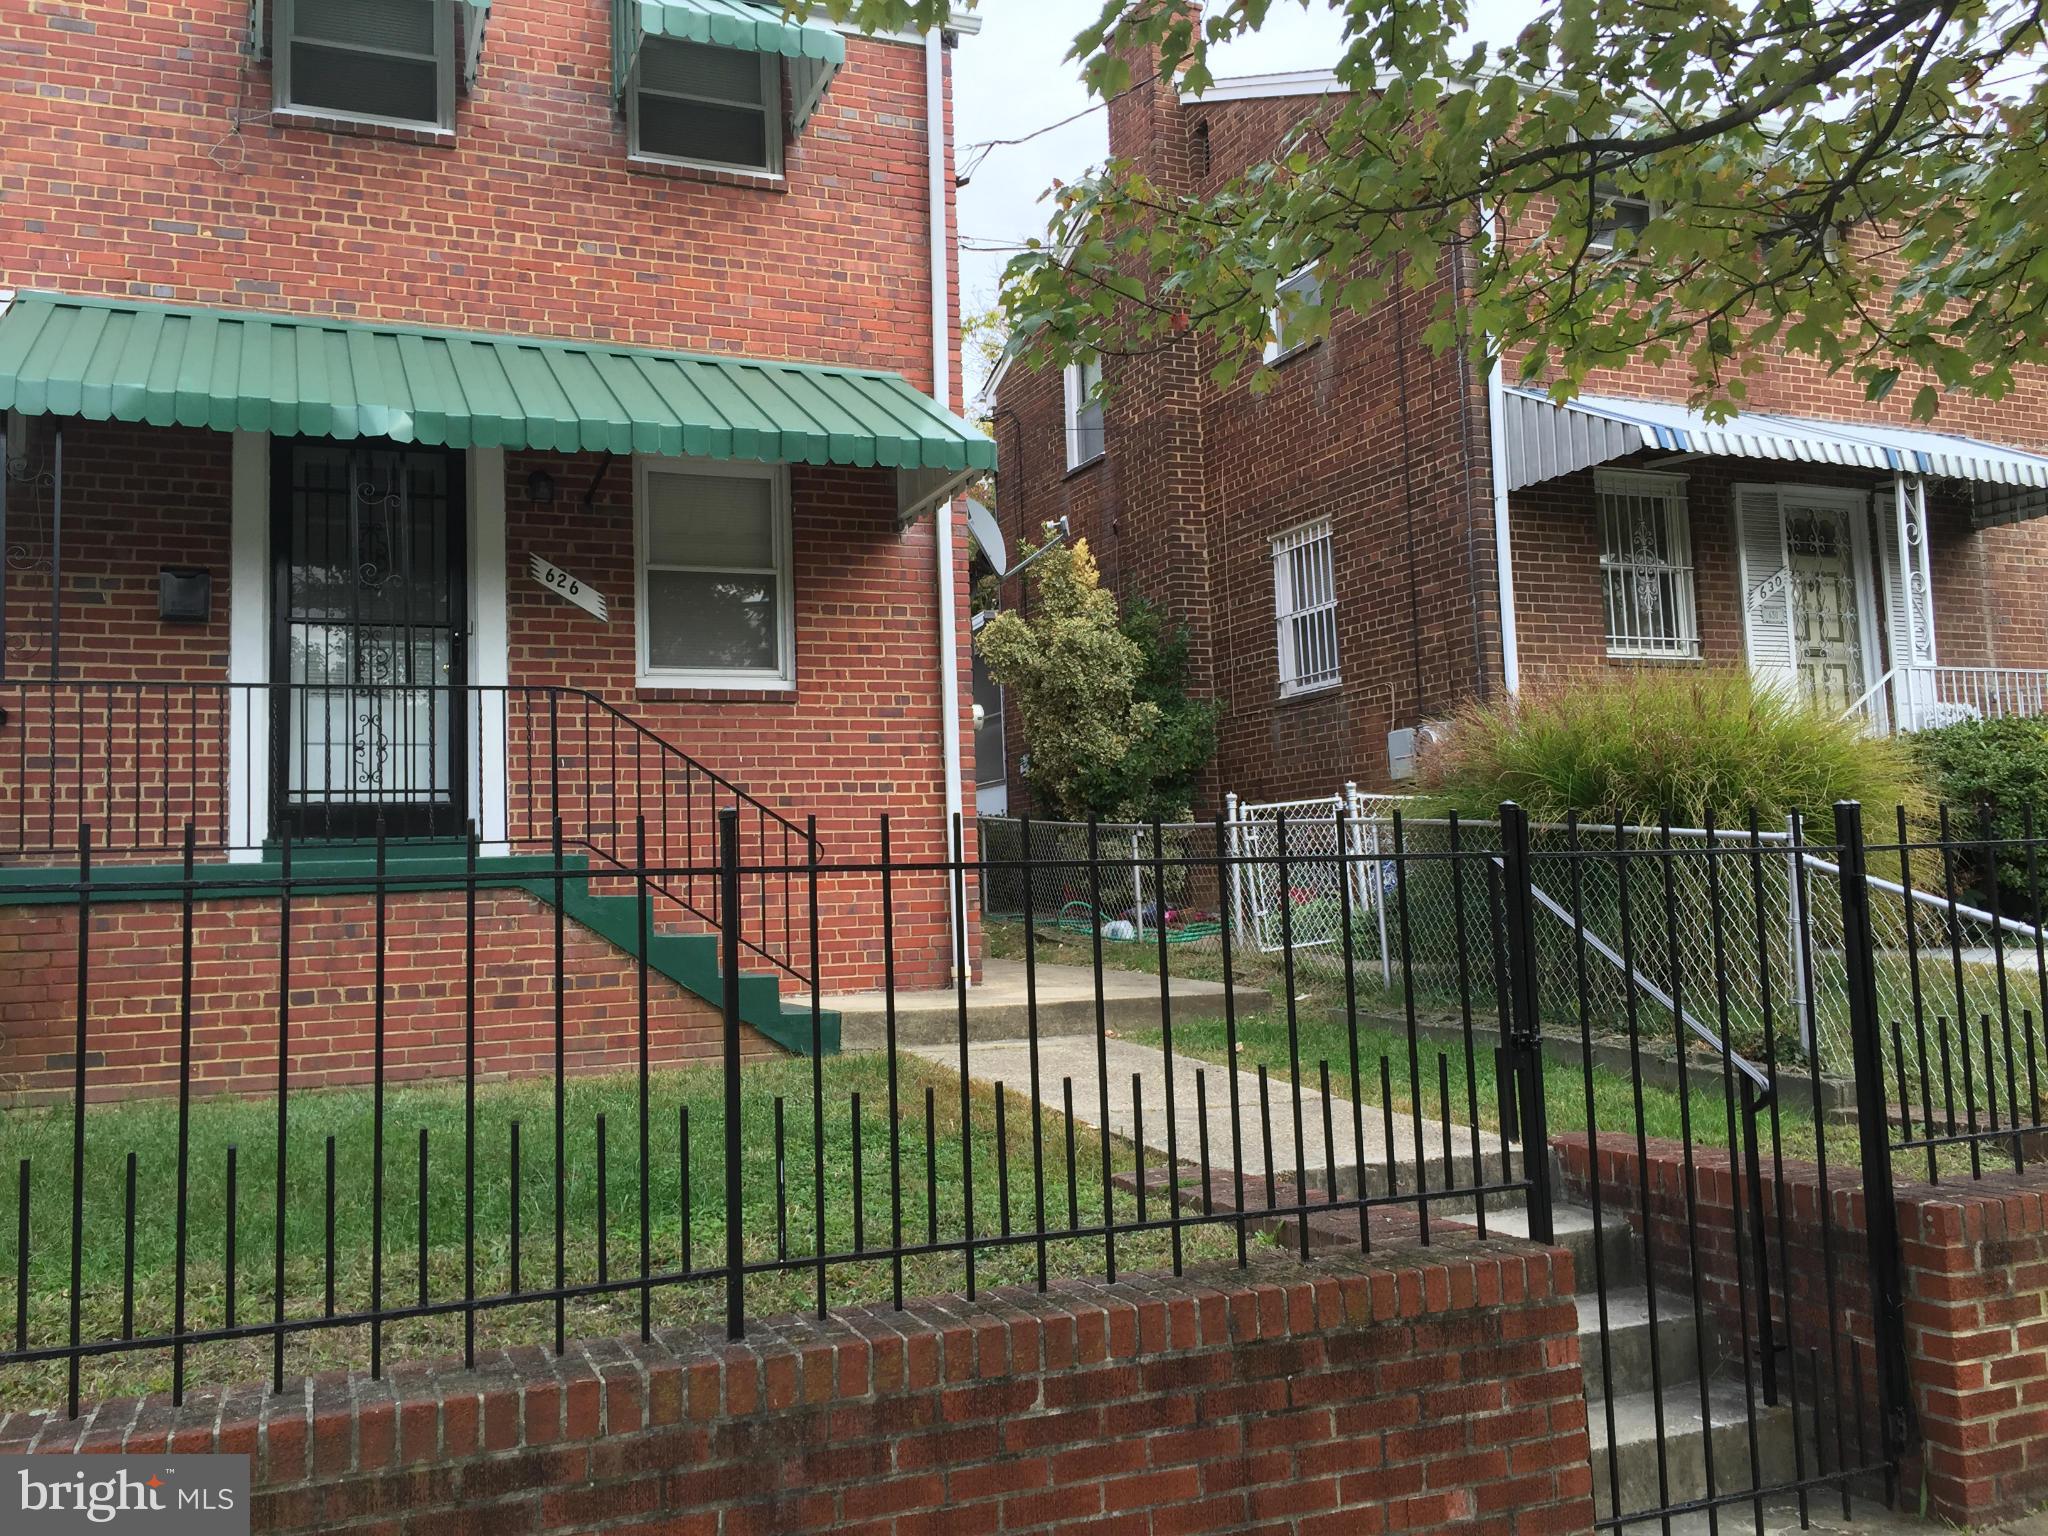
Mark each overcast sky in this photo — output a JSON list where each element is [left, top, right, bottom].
[[952, 0, 1538, 382]]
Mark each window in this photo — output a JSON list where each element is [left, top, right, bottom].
[[1589, 178, 1653, 252], [1597, 469, 1699, 657], [1063, 358, 1105, 470], [636, 461, 794, 689], [275, 0, 455, 131], [1272, 519, 1340, 695], [1264, 266, 1324, 363], [631, 38, 782, 175]]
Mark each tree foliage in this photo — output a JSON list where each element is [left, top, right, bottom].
[[975, 540, 1214, 820], [813, 0, 2048, 418]]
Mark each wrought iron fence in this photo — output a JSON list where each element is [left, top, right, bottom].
[[3, 796, 2045, 1531]]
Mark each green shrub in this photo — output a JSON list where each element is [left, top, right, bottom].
[[1072, 597, 1218, 824], [1910, 715, 2048, 915], [1420, 668, 1931, 827]]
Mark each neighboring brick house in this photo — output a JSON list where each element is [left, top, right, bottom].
[[989, 64, 2048, 809], [0, 0, 992, 1097]]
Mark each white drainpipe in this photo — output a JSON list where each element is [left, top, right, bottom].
[[1479, 201, 1522, 697], [927, 27, 967, 985]]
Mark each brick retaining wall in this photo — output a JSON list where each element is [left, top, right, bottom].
[[0, 1244, 1594, 1535], [1557, 1131, 2048, 1526]]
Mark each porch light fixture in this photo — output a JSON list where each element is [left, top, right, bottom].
[[526, 468, 557, 506]]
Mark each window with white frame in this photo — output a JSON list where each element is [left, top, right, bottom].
[[636, 461, 794, 688], [1063, 357, 1105, 470], [1264, 266, 1324, 362], [631, 37, 782, 174], [275, 0, 456, 131], [1272, 519, 1340, 695], [1589, 177, 1653, 252], [1597, 469, 1699, 657]]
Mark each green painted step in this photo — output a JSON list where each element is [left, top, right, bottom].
[[0, 842, 838, 1057]]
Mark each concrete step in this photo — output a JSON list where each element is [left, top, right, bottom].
[[1592, 1378, 1800, 1527], [1445, 1201, 1642, 1290], [832, 959, 1270, 1050], [1579, 1289, 1708, 1402]]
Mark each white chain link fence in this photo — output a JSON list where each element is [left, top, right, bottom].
[[979, 794, 2045, 1084]]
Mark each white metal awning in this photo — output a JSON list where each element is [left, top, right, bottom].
[[1501, 386, 2048, 494]]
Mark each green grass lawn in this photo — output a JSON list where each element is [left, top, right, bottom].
[[0, 1055, 1240, 1410]]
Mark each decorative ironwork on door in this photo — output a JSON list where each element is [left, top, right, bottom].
[[271, 441, 468, 838], [1785, 500, 1868, 716]]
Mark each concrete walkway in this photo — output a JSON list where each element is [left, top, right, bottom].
[[908, 1034, 1500, 1195], [827, 959, 1270, 1051]]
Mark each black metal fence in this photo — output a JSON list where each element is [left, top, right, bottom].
[[3, 795, 2046, 1530]]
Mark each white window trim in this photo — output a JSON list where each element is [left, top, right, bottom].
[[1272, 517, 1341, 697], [634, 457, 796, 692], [1063, 359, 1105, 472], [1596, 467, 1700, 659], [629, 43, 784, 178], [1264, 266, 1324, 364], [274, 0, 456, 134]]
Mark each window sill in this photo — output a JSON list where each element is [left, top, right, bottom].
[[1063, 452, 1105, 480], [1277, 678, 1342, 704], [627, 156, 788, 193], [1604, 648, 1703, 664], [636, 675, 798, 703], [271, 108, 457, 147], [1263, 339, 1321, 368]]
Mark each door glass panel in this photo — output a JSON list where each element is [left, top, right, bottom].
[[1785, 499, 1867, 715], [282, 444, 462, 829]]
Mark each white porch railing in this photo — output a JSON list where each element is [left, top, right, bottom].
[[1846, 665, 2048, 733]]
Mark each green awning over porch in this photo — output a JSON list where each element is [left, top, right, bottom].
[[0, 293, 994, 479]]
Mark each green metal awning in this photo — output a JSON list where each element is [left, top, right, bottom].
[[0, 294, 994, 500], [612, 0, 845, 123]]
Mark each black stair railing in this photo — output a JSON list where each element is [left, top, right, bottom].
[[0, 677, 816, 985]]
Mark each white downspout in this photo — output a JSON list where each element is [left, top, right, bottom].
[[927, 27, 968, 985], [1479, 202, 1522, 696]]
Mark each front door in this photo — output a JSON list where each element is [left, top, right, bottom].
[[1783, 493, 1873, 715], [270, 440, 468, 839]]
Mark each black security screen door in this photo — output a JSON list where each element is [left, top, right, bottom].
[[271, 440, 468, 839]]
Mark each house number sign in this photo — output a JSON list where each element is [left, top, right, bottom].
[[528, 554, 609, 622]]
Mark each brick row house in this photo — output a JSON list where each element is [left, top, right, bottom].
[[989, 65, 2048, 810], [0, 0, 992, 1101]]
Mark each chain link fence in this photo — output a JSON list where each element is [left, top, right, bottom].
[[981, 795, 2044, 1086]]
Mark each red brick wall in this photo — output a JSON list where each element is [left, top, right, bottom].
[[0, 3, 952, 393], [1556, 1133, 2048, 1526], [992, 77, 1502, 809], [0, 882, 779, 1107], [1, 1247, 1595, 1536]]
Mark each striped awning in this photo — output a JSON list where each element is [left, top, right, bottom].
[[1501, 386, 2048, 493]]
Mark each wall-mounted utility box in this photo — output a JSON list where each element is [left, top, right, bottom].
[[158, 567, 212, 624]]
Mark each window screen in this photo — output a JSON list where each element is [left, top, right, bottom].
[[279, 0, 450, 129], [633, 38, 779, 173], [641, 469, 790, 681]]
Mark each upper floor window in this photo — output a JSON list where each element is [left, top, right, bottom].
[[636, 460, 795, 690], [1590, 178, 1653, 252], [1273, 518, 1340, 695], [1265, 266, 1323, 363], [631, 38, 782, 175], [1597, 469, 1699, 658], [275, 0, 456, 131], [1064, 358, 1105, 471]]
